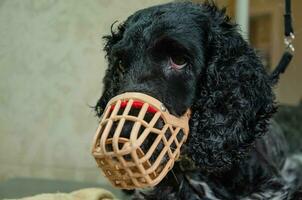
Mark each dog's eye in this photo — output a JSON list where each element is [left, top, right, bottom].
[[169, 55, 187, 70]]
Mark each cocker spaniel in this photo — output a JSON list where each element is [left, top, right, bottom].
[[95, 2, 302, 199]]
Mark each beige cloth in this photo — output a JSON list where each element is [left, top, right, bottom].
[[5, 188, 117, 200]]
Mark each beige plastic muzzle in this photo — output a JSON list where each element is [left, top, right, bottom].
[[91, 92, 190, 189]]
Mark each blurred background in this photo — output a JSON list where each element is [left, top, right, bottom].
[[0, 0, 301, 198]]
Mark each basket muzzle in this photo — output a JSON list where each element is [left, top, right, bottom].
[[91, 92, 190, 189]]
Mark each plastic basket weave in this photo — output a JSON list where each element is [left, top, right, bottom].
[[92, 92, 190, 189]]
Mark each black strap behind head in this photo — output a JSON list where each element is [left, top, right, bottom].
[[270, 0, 295, 85]]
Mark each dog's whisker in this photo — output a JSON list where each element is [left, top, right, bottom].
[[170, 169, 179, 185]]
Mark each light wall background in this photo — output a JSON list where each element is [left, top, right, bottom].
[[0, 0, 301, 184], [0, 0, 169, 183]]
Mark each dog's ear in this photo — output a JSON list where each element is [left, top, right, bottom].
[[95, 22, 125, 117], [187, 3, 276, 172]]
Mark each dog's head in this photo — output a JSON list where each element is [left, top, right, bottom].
[[95, 2, 276, 173]]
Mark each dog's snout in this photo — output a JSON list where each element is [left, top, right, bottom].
[[118, 85, 161, 101]]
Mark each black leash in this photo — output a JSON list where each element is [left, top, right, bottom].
[[284, 0, 294, 37], [270, 0, 295, 85]]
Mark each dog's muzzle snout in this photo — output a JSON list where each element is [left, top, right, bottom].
[[91, 92, 190, 189]]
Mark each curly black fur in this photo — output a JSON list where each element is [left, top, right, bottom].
[[95, 2, 302, 199]]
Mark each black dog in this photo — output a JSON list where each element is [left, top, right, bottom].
[[95, 2, 302, 199]]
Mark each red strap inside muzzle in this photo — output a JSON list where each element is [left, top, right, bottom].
[[110, 100, 158, 114]]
